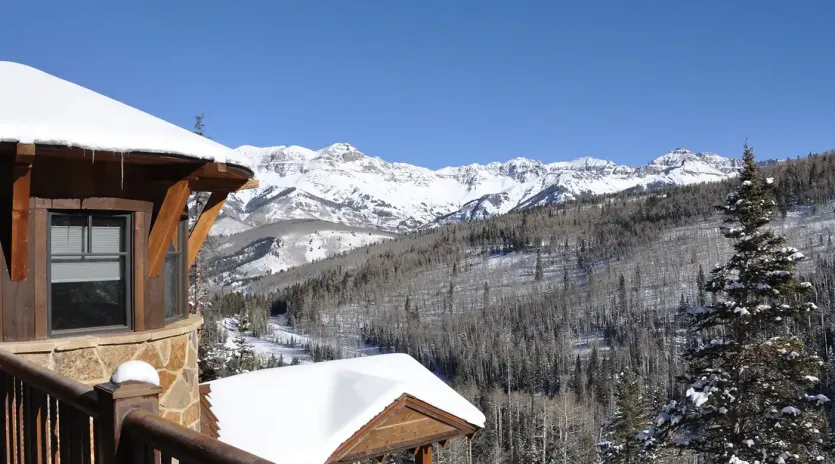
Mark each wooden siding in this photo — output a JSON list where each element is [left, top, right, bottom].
[[0, 142, 197, 341]]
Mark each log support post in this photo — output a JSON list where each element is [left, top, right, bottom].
[[187, 191, 228, 268], [95, 379, 162, 464], [415, 445, 432, 464], [11, 144, 35, 281], [148, 180, 190, 277]]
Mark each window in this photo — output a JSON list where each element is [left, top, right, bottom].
[[48, 212, 131, 334], [164, 219, 187, 321]]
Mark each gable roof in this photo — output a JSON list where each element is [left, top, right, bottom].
[[0, 61, 250, 168], [204, 353, 485, 464]]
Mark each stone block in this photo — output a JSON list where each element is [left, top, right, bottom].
[[53, 348, 106, 382], [132, 343, 164, 369], [159, 370, 178, 392], [161, 379, 193, 410], [166, 336, 187, 371], [98, 343, 142, 375], [21, 353, 53, 370], [181, 400, 200, 426], [163, 410, 182, 424], [154, 338, 172, 366]]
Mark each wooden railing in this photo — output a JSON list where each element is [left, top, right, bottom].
[[0, 348, 100, 463], [0, 350, 272, 464]]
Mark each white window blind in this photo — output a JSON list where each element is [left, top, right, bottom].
[[50, 219, 125, 283], [51, 225, 86, 254], [91, 226, 123, 253], [51, 257, 123, 283]]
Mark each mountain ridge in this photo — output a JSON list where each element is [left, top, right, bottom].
[[219, 144, 740, 235]]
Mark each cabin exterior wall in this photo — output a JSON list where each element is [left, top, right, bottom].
[[0, 142, 203, 428]]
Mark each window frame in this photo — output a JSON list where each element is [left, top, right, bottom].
[[46, 210, 134, 337], [164, 219, 188, 323]]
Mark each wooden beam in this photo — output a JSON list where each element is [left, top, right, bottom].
[[187, 177, 258, 192], [147, 180, 190, 278], [187, 191, 227, 268], [416, 445, 432, 464], [10, 144, 34, 281]]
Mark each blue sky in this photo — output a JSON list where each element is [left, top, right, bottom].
[[2, 1, 833, 168]]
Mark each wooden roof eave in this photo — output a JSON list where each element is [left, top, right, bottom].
[[326, 394, 481, 464], [13, 143, 258, 192]]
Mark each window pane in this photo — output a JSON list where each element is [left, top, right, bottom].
[[51, 276, 127, 331], [51, 215, 86, 254], [91, 217, 125, 253], [52, 256, 123, 283], [164, 253, 181, 319]]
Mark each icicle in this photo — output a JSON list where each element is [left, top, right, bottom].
[[120, 152, 124, 190], [92, 149, 95, 164]]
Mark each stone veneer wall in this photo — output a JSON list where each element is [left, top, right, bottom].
[[0, 315, 203, 430]]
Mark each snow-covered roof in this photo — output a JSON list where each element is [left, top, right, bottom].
[[205, 353, 485, 463], [0, 61, 250, 169]]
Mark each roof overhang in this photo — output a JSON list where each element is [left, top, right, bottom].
[[326, 394, 479, 463], [9, 142, 258, 192]]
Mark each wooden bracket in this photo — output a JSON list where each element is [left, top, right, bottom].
[[187, 191, 227, 268], [148, 180, 190, 277], [11, 144, 35, 281]]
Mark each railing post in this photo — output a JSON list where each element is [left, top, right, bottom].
[[94, 362, 162, 464]]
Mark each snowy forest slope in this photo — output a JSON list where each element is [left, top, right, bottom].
[[211, 150, 835, 463]]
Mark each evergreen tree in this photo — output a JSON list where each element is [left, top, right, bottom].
[[193, 113, 205, 136], [697, 265, 706, 307], [599, 369, 650, 463], [618, 274, 628, 316], [197, 312, 229, 382], [645, 145, 829, 462], [534, 248, 544, 281]]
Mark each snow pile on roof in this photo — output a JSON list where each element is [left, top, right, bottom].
[[0, 61, 250, 169], [205, 353, 485, 464]]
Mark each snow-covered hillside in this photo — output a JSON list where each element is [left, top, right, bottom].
[[207, 219, 394, 288], [221, 145, 739, 232]]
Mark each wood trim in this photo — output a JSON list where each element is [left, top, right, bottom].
[[327, 394, 479, 464], [32, 208, 47, 340], [10, 145, 34, 281], [35, 197, 152, 213], [199, 385, 220, 439], [16, 144, 36, 159], [187, 178, 258, 191], [328, 396, 406, 462], [187, 192, 227, 267], [50, 199, 80, 209], [133, 211, 148, 332], [402, 395, 479, 431], [81, 197, 153, 213], [147, 180, 190, 278], [338, 432, 457, 464]]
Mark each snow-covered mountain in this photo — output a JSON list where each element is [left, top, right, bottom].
[[218, 145, 740, 234], [207, 219, 394, 288]]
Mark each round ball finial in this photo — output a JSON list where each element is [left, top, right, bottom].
[[110, 360, 160, 386]]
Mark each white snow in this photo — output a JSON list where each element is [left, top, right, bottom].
[[205, 353, 485, 464], [223, 144, 740, 233], [781, 406, 801, 416], [0, 61, 250, 168], [222, 316, 313, 364], [685, 387, 710, 407], [110, 360, 160, 386], [805, 394, 830, 406]]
